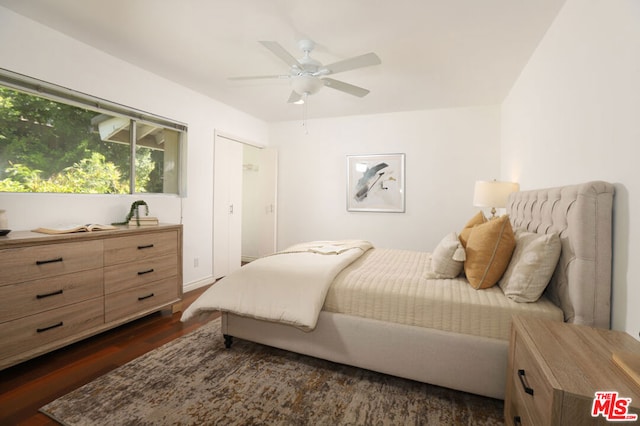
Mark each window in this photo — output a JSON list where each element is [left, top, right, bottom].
[[0, 69, 186, 195]]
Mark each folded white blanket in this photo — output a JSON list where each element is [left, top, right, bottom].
[[276, 240, 374, 255], [181, 240, 373, 330]]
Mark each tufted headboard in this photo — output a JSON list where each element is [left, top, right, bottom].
[[506, 181, 614, 329]]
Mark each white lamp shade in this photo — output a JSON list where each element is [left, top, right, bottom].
[[473, 181, 520, 209], [291, 75, 324, 95]]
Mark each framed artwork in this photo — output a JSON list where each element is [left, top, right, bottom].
[[346, 153, 405, 212]]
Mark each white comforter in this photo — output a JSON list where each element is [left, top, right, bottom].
[[181, 240, 372, 330]]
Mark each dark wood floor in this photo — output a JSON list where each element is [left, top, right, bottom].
[[0, 284, 217, 425]]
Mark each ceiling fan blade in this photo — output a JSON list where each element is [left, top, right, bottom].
[[287, 91, 303, 104], [259, 41, 303, 69], [320, 52, 381, 75], [228, 75, 289, 81], [322, 78, 370, 97]]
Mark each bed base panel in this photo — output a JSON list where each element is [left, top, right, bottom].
[[222, 311, 507, 399]]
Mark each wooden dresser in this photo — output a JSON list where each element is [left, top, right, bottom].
[[0, 224, 182, 370], [505, 316, 640, 425]]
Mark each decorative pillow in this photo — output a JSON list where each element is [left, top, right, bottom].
[[425, 232, 466, 279], [499, 231, 561, 302], [464, 215, 516, 289], [459, 211, 487, 248]]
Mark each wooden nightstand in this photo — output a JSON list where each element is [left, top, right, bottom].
[[505, 316, 640, 425]]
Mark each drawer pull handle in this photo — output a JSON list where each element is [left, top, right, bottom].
[[37, 321, 63, 333], [138, 293, 155, 301], [36, 257, 63, 265], [137, 244, 154, 250], [518, 369, 534, 395], [513, 416, 522, 425], [36, 289, 64, 299], [137, 268, 155, 275]]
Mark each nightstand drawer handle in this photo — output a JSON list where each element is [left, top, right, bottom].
[[518, 369, 534, 395], [37, 321, 63, 333], [137, 268, 155, 275], [138, 293, 155, 301], [36, 289, 64, 299], [137, 244, 154, 250], [36, 257, 63, 265]]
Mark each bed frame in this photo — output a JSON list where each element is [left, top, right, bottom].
[[221, 181, 614, 399]]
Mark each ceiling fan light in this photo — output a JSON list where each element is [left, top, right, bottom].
[[291, 75, 323, 95]]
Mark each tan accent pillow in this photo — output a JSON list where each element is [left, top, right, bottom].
[[425, 232, 466, 279], [459, 211, 487, 248], [499, 231, 561, 302], [464, 215, 516, 289]]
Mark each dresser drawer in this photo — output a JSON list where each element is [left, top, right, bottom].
[[104, 277, 179, 323], [0, 297, 104, 362], [512, 332, 553, 425], [104, 231, 177, 266], [0, 240, 103, 285], [0, 269, 103, 323], [103, 254, 178, 295]]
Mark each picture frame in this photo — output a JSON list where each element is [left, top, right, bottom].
[[346, 153, 405, 212]]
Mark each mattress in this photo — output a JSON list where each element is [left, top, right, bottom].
[[323, 248, 564, 341]]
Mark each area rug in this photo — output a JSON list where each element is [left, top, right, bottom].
[[41, 318, 504, 425]]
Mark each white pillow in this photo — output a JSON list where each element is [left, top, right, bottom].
[[499, 231, 561, 302], [425, 232, 466, 279]]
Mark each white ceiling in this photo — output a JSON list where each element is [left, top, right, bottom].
[[0, 0, 566, 122]]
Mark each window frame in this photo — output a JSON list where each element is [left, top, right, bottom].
[[0, 67, 187, 196]]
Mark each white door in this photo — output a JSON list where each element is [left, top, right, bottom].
[[213, 135, 243, 279], [241, 146, 277, 261], [258, 147, 278, 257]]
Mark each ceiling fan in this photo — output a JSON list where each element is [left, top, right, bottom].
[[230, 40, 381, 104]]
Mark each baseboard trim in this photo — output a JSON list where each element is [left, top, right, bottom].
[[183, 276, 215, 293]]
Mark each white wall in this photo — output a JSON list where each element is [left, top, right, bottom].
[[0, 7, 269, 290], [501, 0, 640, 335], [270, 106, 501, 252]]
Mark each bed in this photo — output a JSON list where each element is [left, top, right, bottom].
[[183, 181, 614, 399]]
